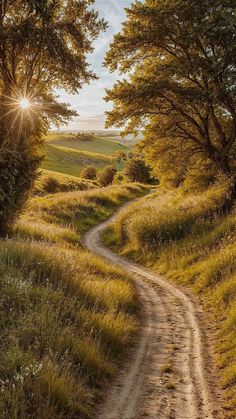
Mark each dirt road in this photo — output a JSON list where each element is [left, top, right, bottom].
[[84, 203, 223, 419]]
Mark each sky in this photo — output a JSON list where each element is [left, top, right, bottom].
[[58, 0, 132, 131]]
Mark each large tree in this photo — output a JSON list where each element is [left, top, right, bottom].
[[105, 0, 236, 192], [0, 0, 105, 235]]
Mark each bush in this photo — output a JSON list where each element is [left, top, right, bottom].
[[81, 166, 97, 180], [98, 166, 117, 187], [0, 149, 41, 237], [44, 177, 61, 194], [124, 158, 151, 183]]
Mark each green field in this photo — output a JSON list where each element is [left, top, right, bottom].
[[41, 133, 133, 178]]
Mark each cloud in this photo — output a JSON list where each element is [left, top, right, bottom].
[[60, 113, 106, 131], [57, 0, 132, 131]]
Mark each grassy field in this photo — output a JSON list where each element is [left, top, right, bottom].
[[46, 133, 132, 156], [42, 133, 133, 178], [0, 183, 149, 418], [34, 170, 97, 196], [104, 181, 236, 417], [41, 144, 114, 177]]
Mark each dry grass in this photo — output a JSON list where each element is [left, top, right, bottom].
[[0, 183, 149, 418], [105, 180, 236, 416], [34, 169, 96, 196]]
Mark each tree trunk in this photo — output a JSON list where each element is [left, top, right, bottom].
[[209, 151, 236, 213], [221, 177, 236, 214]]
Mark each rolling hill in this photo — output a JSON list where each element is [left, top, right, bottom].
[[42, 133, 133, 178]]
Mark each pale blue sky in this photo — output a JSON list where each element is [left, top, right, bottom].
[[58, 0, 132, 131]]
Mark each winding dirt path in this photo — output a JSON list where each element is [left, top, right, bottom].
[[84, 201, 223, 419]]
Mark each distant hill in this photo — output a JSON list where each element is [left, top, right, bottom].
[[42, 133, 133, 177]]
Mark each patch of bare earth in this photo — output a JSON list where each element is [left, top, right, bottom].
[[84, 205, 223, 419]]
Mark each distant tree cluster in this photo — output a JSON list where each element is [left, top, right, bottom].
[[105, 0, 236, 199], [75, 133, 94, 142]]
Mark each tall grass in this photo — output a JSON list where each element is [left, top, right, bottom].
[[0, 183, 148, 418], [15, 184, 148, 244], [34, 169, 96, 196], [106, 180, 236, 416]]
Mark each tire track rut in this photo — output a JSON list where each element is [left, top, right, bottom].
[[84, 203, 223, 419]]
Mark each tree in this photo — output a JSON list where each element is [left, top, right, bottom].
[[81, 166, 97, 180], [0, 0, 106, 235], [124, 158, 151, 183], [98, 166, 117, 186], [105, 0, 236, 197]]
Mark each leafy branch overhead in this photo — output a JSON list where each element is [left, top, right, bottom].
[[0, 0, 107, 140], [0, 0, 106, 236], [105, 0, 236, 181]]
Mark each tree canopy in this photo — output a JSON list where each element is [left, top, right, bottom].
[[0, 0, 106, 149], [124, 157, 151, 183], [105, 0, 236, 185], [0, 0, 105, 235]]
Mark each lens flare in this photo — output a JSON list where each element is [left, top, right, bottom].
[[19, 98, 30, 109]]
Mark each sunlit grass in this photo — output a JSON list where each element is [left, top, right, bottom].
[[0, 182, 148, 418], [105, 180, 236, 416], [34, 169, 96, 196]]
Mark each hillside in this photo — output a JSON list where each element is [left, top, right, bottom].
[[42, 133, 133, 178], [34, 170, 97, 196], [103, 182, 236, 416], [0, 183, 148, 418], [46, 133, 132, 156]]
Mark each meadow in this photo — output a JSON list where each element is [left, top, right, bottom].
[[34, 169, 97, 196], [42, 133, 132, 177], [104, 180, 236, 417], [0, 181, 149, 418]]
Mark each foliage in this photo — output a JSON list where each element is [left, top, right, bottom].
[[0, 0, 106, 236], [0, 149, 41, 236], [98, 166, 117, 187], [81, 166, 98, 180], [124, 158, 151, 183], [105, 0, 236, 189]]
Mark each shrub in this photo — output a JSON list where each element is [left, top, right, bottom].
[[124, 158, 151, 183], [44, 177, 61, 194], [98, 166, 117, 187], [0, 149, 41, 237], [81, 166, 97, 180]]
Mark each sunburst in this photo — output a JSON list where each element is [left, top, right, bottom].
[[19, 98, 30, 110]]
